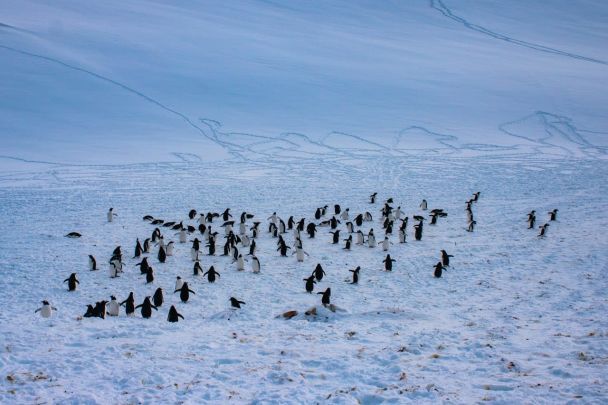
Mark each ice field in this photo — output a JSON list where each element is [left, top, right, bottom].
[[0, 0, 607, 403]]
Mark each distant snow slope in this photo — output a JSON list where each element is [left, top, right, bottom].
[[1, 0, 607, 165]]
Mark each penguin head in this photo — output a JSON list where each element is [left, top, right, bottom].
[[110, 295, 116, 300], [42, 300, 50, 305]]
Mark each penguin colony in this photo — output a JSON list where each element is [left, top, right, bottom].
[[40, 193, 559, 321]]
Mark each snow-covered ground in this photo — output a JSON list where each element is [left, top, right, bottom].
[[1, 1, 607, 404]]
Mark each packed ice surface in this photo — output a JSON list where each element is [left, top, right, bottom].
[[0, 0, 607, 404]]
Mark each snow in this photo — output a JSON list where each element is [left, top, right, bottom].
[[1, 0, 607, 403]]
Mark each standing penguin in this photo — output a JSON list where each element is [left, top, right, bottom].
[[175, 276, 184, 291], [343, 235, 352, 250], [318, 288, 331, 306], [204, 266, 220, 283], [158, 245, 167, 263], [440, 250, 454, 267], [434, 262, 446, 278], [175, 282, 196, 303], [294, 247, 309, 262], [538, 223, 550, 237], [306, 223, 317, 238], [548, 209, 558, 221], [349, 266, 360, 284], [367, 229, 376, 247], [136, 257, 150, 275], [383, 254, 396, 271], [370, 192, 378, 204], [304, 275, 316, 293], [414, 220, 424, 241], [63, 273, 79, 291], [313, 264, 326, 282], [420, 199, 428, 210], [235, 254, 245, 271], [134, 239, 143, 258], [88, 255, 98, 271], [145, 267, 154, 284], [94, 301, 108, 319], [330, 230, 340, 244], [355, 230, 365, 245], [251, 255, 261, 273], [107, 208, 117, 222], [35, 300, 57, 318], [135, 297, 158, 318], [379, 236, 391, 252], [107, 296, 120, 316], [527, 210, 536, 229], [230, 297, 246, 309], [153, 287, 164, 307], [167, 305, 184, 322], [166, 241, 175, 256], [398, 229, 407, 244], [193, 261, 203, 276], [120, 292, 135, 316], [143, 238, 151, 253]]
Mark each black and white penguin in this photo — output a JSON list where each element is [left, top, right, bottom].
[[107, 296, 120, 316], [230, 297, 245, 309], [304, 275, 316, 293], [63, 273, 79, 291], [434, 262, 445, 278], [367, 229, 376, 248], [121, 292, 135, 316], [143, 215, 154, 221], [277, 244, 291, 256], [343, 235, 352, 250], [153, 287, 164, 307], [143, 238, 151, 253], [175, 282, 196, 303], [420, 199, 428, 210], [35, 300, 57, 318], [251, 255, 261, 273], [204, 266, 220, 283], [354, 214, 364, 227], [83, 304, 96, 318], [151, 219, 163, 225], [398, 229, 407, 244], [383, 254, 396, 271], [107, 208, 117, 222], [538, 223, 549, 237], [193, 261, 203, 276], [330, 216, 340, 229], [527, 210, 536, 229], [94, 301, 107, 319], [440, 250, 454, 267], [167, 305, 184, 322], [380, 236, 391, 251], [235, 254, 245, 271], [313, 264, 326, 281], [166, 241, 175, 256], [370, 192, 378, 204], [294, 247, 309, 262], [355, 230, 365, 245], [189, 209, 197, 220], [306, 223, 317, 238], [548, 209, 558, 221], [158, 245, 167, 263], [330, 230, 340, 244], [467, 220, 477, 232], [175, 276, 184, 291], [134, 238, 143, 258], [135, 297, 158, 318], [248, 239, 257, 256], [136, 257, 150, 274], [340, 208, 350, 221], [318, 288, 331, 305], [88, 255, 97, 271], [349, 266, 360, 284], [65, 232, 82, 238], [414, 220, 424, 241], [345, 221, 354, 233], [145, 267, 154, 284]]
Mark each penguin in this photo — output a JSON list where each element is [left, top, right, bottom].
[[383, 254, 396, 271], [340, 208, 349, 221], [145, 267, 154, 284], [287, 216, 295, 230], [198, 213, 206, 225], [279, 219, 286, 234], [88, 255, 97, 271], [94, 301, 107, 319], [204, 266, 220, 283], [107, 296, 120, 316], [304, 275, 316, 293], [121, 292, 135, 316], [370, 192, 378, 204], [151, 219, 163, 225], [467, 220, 477, 232], [135, 297, 158, 318], [330, 230, 340, 244], [83, 304, 96, 318], [171, 221, 183, 231], [248, 239, 257, 256], [314, 208, 322, 220], [190, 238, 200, 261], [178, 228, 187, 243], [167, 305, 184, 322], [394, 206, 402, 220], [239, 222, 247, 236], [349, 266, 360, 284], [143, 238, 151, 253], [330, 216, 340, 229], [472, 192, 480, 202], [354, 214, 364, 227], [230, 297, 245, 309], [107, 208, 117, 222], [345, 221, 354, 233], [251, 255, 261, 273], [175, 276, 184, 291], [136, 257, 150, 274], [65, 232, 82, 238], [222, 208, 232, 221], [294, 247, 309, 262], [440, 250, 454, 267], [334, 204, 341, 215], [63, 273, 79, 291], [158, 245, 167, 263], [355, 230, 365, 245], [35, 300, 57, 318], [538, 223, 549, 237], [380, 236, 391, 251], [420, 199, 428, 210], [163, 221, 176, 228], [277, 244, 291, 257], [414, 221, 423, 241], [467, 210, 474, 223], [206, 238, 216, 256], [189, 209, 197, 220], [343, 235, 352, 250], [151, 288, 163, 308], [193, 260, 203, 276], [527, 210, 536, 229], [398, 229, 407, 244], [268, 212, 278, 224], [166, 241, 175, 256], [306, 223, 317, 238], [434, 262, 446, 278], [143, 215, 154, 221], [364, 212, 373, 221], [549, 209, 558, 221], [313, 263, 326, 281], [367, 229, 376, 248], [318, 288, 331, 306], [133, 238, 143, 258], [175, 282, 196, 303], [235, 254, 245, 271]]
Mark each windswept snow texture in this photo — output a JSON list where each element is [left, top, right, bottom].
[[1, 0, 608, 404]]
